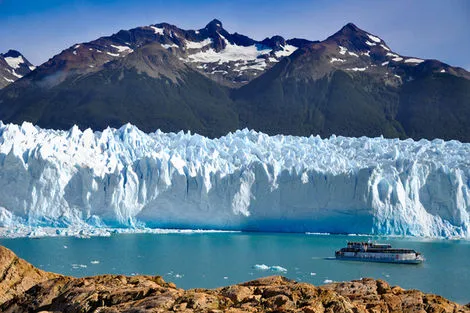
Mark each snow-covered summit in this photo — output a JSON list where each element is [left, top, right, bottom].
[[316, 22, 465, 84], [0, 50, 35, 89], [0, 122, 468, 238], [26, 19, 311, 88], [143, 19, 303, 86]]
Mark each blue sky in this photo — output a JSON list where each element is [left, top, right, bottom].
[[0, 0, 469, 70]]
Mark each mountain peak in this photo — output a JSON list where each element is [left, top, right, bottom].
[[260, 35, 286, 49], [205, 19, 223, 30], [343, 22, 360, 31], [2, 50, 23, 58], [330, 22, 366, 39], [326, 22, 386, 52], [0, 49, 35, 89]]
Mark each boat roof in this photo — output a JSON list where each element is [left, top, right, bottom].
[[347, 241, 392, 247]]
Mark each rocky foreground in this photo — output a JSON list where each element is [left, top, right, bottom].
[[0, 246, 468, 313]]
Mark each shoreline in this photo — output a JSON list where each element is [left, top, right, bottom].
[[1, 245, 468, 312], [1, 236, 470, 305], [0, 226, 468, 240]]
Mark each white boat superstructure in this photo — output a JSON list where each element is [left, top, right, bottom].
[[335, 242, 424, 264]]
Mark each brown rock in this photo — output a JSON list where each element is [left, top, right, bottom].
[[182, 292, 221, 310], [0, 246, 60, 305], [220, 285, 253, 303], [241, 275, 293, 287], [392, 286, 405, 295], [302, 304, 325, 313], [262, 285, 294, 300], [376, 279, 392, 294], [382, 293, 402, 312], [263, 294, 295, 311], [225, 308, 252, 313], [423, 294, 462, 313]]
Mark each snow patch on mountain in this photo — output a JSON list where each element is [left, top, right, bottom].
[[10, 71, 21, 78], [274, 44, 298, 58], [346, 67, 367, 71], [386, 52, 400, 58], [150, 26, 164, 35], [186, 38, 212, 49], [380, 44, 390, 51], [0, 122, 468, 239], [366, 34, 381, 43], [110, 45, 133, 53], [162, 43, 179, 49], [405, 58, 424, 64], [3, 77, 14, 83], [4, 55, 24, 69], [330, 58, 346, 63], [238, 61, 268, 71], [186, 35, 271, 69]]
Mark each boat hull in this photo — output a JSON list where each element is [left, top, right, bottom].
[[335, 255, 423, 264]]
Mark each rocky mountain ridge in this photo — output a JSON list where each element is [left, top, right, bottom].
[[233, 23, 470, 140], [0, 246, 468, 313], [1, 20, 469, 140], [23, 19, 311, 88]]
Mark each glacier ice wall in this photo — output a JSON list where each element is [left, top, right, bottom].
[[0, 121, 469, 238]]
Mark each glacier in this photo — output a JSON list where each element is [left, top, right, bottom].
[[0, 121, 469, 239]]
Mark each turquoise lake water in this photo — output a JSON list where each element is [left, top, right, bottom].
[[1, 233, 469, 304]]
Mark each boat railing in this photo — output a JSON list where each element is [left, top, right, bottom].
[[339, 247, 417, 254]]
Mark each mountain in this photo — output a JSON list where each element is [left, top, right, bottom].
[[0, 43, 238, 135], [0, 50, 35, 89], [4, 19, 307, 88], [233, 23, 470, 140], [0, 19, 312, 135], [0, 20, 469, 140], [0, 122, 468, 238]]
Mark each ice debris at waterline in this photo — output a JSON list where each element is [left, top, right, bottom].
[[0, 122, 469, 238], [253, 264, 288, 272]]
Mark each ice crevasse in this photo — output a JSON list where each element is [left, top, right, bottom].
[[0, 121, 469, 238]]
